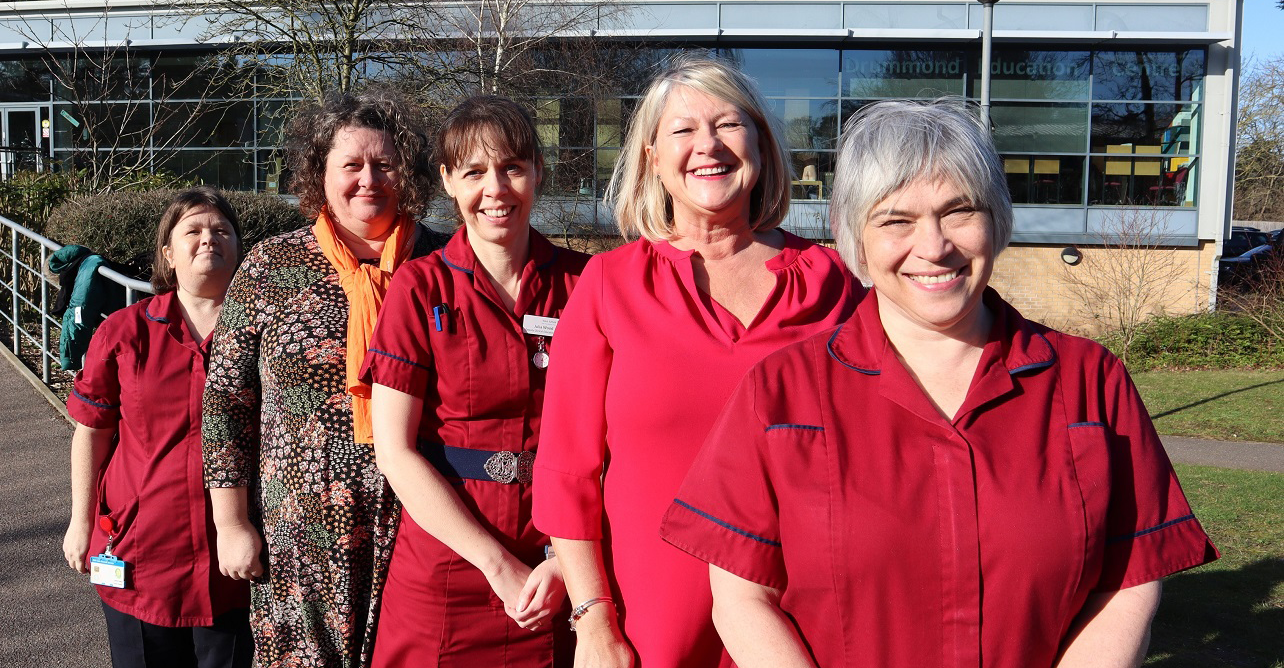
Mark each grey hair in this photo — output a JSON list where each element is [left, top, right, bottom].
[[605, 54, 792, 241], [830, 99, 1013, 278]]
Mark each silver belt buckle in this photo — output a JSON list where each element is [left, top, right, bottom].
[[483, 451, 536, 484]]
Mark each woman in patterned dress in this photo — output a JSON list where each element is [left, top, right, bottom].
[[201, 90, 442, 668]]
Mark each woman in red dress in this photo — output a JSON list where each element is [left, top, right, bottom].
[[532, 56, 864, 668], [62, 187, 251, 668], [660, 99, 1219, 667], [361, 96, 589, 667]]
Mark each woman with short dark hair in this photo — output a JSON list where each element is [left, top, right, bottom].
[[660, 99, 1219, 668], [361, 94, 589, 668], [63, 186, 251, 668], [201, 89, 441, 668]]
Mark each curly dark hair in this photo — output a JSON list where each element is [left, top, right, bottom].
[[283, 89, 436, 219]]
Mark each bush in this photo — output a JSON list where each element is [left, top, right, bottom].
[[1114, 310, 1284, 371], [0, 171, 78, 233], [45, 189, 309, 275]]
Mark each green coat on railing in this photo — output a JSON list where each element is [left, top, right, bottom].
[[46, 245, 119, 372]]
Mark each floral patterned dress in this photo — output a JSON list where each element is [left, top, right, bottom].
[[203, 226, 441, 668]]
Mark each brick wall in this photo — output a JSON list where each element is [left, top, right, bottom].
[[989, 242, 1218, 335]]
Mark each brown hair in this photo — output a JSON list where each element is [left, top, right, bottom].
[[283, 88, 436, 218], [437, 95, 542, 172], [151, 186, 243, 293]]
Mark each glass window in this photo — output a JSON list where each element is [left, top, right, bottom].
[[595, 148, 620, 197], [151, 53, 251, 100], [1002, 155, 1084, 205], [534, 98, 594, 151], [156, 101, 253, 148], [52, 54, 150, 101], [256, 149, 286, 193], [256, 100, 293, 148], [972, 49, 1089, 100], [728, 49, 839, 98], [790, 151, 834, 201], [990, 102, 1088, 154], [1092, 50, 1205, 102], [53, 103, 151, 149], [842, 49, 965, 99], [1090, 103, 1199, 154], [542, 148, 594, 198], [767, 99, 839, 151], [1088, 152, 1195, 206], [595, 98, 638, 149], [0, 59, 49, 103], [157, 149, 254, 190]]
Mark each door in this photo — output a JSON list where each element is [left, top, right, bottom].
[[1, 108, 44, 179]]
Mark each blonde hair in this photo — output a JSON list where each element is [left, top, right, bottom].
[[605, 55, 792, 241]]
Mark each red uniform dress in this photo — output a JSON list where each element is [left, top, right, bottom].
[[68, 290, 249, 627], [359, 229, 589, 668], [660, 289, 1220, 668], [533, 233, 863, 667]]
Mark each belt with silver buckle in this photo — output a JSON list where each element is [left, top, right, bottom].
[[417, 441, 536, 484]]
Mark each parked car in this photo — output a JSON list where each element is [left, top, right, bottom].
[[1224, 227, 1273, 258], [1219, 242, 1274, 290]]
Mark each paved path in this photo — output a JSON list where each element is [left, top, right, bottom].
[[0, 350, 107, 668], [0, 352, 1281, 667]]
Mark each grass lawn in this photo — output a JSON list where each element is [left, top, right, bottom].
[[1133, 369, 1284, 443], [1147, 464, 1284, 667]]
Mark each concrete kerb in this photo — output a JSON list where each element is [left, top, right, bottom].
[[0, 344, 72, 424]]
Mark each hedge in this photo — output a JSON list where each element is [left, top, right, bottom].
[[45, 189, 310, 275], [1112, 310, 1284, 372]]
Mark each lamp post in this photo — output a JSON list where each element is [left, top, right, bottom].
[[978, 0, 999, 129]]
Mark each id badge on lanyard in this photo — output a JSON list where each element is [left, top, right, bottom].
[[89, 516, 129, 589]]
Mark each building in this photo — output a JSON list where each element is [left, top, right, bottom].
[[0, 0, 1244, 329]]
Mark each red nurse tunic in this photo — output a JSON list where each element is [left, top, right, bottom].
[[532, 233, 863, 667], [359, 228, 589, 668], [68, 290, 249, 627], [660, 288, 1219, 668]]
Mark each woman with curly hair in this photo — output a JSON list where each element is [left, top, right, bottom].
[[201, 89, 443, 668]]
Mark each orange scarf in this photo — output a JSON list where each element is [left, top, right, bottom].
[[313, 207, 414, 444]]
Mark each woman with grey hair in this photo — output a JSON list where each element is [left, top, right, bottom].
[[202, 90, 441, 668], [533, 56, 862, 667], [660, 99, 1218, 667]]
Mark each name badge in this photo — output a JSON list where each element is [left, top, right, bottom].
[[522, 315, 559, 338], [90, 554, 128, 589]]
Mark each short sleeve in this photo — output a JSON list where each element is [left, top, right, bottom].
[[660, 367, 787, 589], [359, 261, 435, 396], [67, 313, 124, 428], [202, 245, 268, 488], [532, 258, 612, 540], [1096, 357, 1218, 590]]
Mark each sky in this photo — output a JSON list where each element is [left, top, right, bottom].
[[1241, 0, 1284, 63]]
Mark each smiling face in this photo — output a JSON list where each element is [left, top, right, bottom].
[[646, 85, 761, 227], [861, 177, 995, 338], [440, 137, 541, 248], [323, 125, 401, 236], [163, 204, 240, 292]]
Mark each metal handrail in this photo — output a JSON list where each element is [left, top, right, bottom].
[[0, 212, 155, 384]]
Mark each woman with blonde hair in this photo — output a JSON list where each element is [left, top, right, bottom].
[[533, 56, 864, 667]]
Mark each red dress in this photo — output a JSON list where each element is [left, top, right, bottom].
[[660, 289, 1219, 668], [69, 290, 249, 627], [360, 229, 589, 668], [532, 233, 863, 667]]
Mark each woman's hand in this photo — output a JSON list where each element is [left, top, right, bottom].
[[483, 553, 534, 620], [62, 517, 93, 573], [214, 521, 264, 581], [571, 606, 636, 668], [512, 557, 567, 630]]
